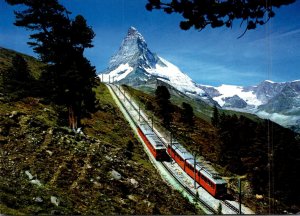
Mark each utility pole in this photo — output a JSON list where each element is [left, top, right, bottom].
[[123, 89, 125, 102], [101, 74, 103, 83], [138, 104, 141, 122], [170, 131, 173, 159], [194, 152, 197, 189], [109, 75, 110, 84], [238, 178, 242, 214], [151, 115, 154, 130]]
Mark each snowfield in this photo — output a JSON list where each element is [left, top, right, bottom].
[[145, 57, 206, 96], [213, 84, 263, 107], [100, 63, 133, 82]]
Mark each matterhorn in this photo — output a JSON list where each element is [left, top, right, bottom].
[[100, 27, 213, 103]]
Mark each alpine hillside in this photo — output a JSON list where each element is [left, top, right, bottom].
[[100, 27, 215, 106]]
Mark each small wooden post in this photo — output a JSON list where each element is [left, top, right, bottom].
[[151, 115, 154, 130], [138, 104, 141, 122], [194, 152, 197, 189], [239, 178, 242, 214]]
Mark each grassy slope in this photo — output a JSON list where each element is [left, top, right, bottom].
[[0, 48, 202, 215], [0, 47, 44, 79], [0, 81, 202, 215]]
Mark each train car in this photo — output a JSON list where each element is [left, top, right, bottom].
[[168, 142, 227, 198], [137, 123, 168, 161]]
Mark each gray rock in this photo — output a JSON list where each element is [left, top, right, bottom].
[[110, 170, 122, 180], [25, 170, 34, 180], [34, 197, 43, 203], [30, 179, 42, 187], [50, 196, 60, 206], [129, 178, 139, 188]]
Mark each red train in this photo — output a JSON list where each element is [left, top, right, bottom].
[[137, 122, 169, 161], [137, 122, 227, 198], [168, 143, 227, 198]]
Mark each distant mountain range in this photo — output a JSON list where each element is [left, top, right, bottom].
[[198, 80, 300, 131], [100, 27, 300, 132]]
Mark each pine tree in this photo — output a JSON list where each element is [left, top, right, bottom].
[[155, 85, 172, 127], [211, 105, 220, 127], [181, 102, 194, 126], [146, 0, 295, 34], [3, 54, 33, 99], [6, 0, 97, 130]]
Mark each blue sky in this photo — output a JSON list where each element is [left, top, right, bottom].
[[1, 0, 300, 86]]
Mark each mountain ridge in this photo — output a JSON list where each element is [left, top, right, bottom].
[[197, 80, 300, 131]]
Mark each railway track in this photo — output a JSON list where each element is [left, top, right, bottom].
[[221, 200, 243, 214], [161, 161, 218, 214], [107, 83, 242, 214]]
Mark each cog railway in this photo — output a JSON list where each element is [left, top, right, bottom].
[[107, 83, 250, 214]]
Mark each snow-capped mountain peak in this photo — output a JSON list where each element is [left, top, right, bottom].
[[101, 27, 210, 103], [125, 26, 146, 43], [107, 26, 158, 71]]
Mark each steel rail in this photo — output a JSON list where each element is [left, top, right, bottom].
[[221, 200, 242, 214]]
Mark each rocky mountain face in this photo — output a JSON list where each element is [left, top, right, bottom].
[[223, 95, 248, 108], [100, 27, 216, 106], [107, 27, 161, 71]]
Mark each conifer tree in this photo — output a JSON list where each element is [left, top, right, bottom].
[[6, 0, 97, 130], [3, 54, 33, 99], [211, 105, 220, 127], [146, 0, 295, 36], [181, 102, 194, 126], [155, 85, 172, 127]]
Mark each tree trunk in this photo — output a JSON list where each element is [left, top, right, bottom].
[[68, 106, 77, 130]]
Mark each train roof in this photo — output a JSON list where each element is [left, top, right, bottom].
[[139, 123, 154, 136], [139, 123, 165, 150], [171, 142, 194, 161], [147, 134, 166, 150], [195, 164, 227, 185], [170, 142, 226, 185]]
